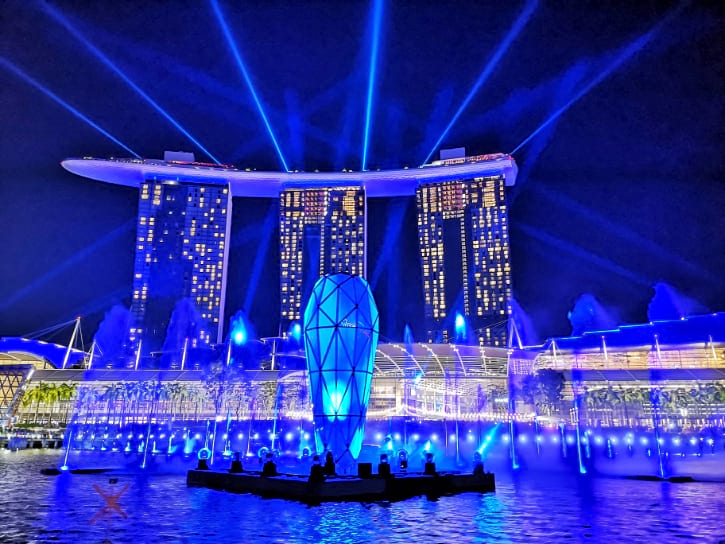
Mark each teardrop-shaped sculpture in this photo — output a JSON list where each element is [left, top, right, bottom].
[[303, 274, 379, 467]]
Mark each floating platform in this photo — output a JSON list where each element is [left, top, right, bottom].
[[624, 475, 696, 483], [41, 467, 117, 476], [186, 468, 495, 503]]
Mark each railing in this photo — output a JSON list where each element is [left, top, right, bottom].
[[534, 347, 724, 371]]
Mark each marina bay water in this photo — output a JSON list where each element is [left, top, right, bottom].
[[1, 450, 724, 543]]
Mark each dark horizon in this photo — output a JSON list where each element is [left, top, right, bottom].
[[1, 1, 723, 346]]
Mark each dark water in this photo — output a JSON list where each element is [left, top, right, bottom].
[[1, 450, 724, 543]]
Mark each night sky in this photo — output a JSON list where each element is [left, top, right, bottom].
[[1, 1, 723, 347]]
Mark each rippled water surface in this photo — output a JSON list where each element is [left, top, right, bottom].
[[1, 450, 724, 543]]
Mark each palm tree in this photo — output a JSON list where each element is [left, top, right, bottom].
[[20, 385, 44, 424], [186, 386, 206, 422], [165, 383, 184, 425], [35, 383, 53, 424], [103, 383, 123, 425], [56, 383, 77, 425], [45, 384, 61, 426]]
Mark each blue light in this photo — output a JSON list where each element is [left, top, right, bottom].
[[210, 0, 289, 171], [455, 312, 467, 342], [421, 0, 538, 165], [361, 0, 384, 172], [229, 312, 249, 346], [477, 423, 501, 456], [289, 322, 302, 343], [1, 59, 139, 158], [510, 4, 684, 155], [517, 223, 650, 287], [42, 3, 221, 164], [243, 204, 278, 313], [455, 313, 465, 329]]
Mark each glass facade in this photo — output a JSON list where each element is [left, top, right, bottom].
[[129, 179, 232, 360], [303, 274, 379, 465], [279, 186, 366, 328], [416, 174, 512, 346]]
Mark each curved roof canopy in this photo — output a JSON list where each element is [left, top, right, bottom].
[[61, 154, 517, 198]]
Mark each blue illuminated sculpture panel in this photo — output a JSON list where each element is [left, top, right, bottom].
[[303, 274, 379, 466]]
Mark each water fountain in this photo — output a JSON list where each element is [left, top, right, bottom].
[[648, 282, 706, 321]]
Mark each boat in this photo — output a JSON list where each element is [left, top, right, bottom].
[[41, 467, 116, 475], [186, 467, 495, 504]]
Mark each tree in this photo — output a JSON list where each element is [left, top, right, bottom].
[[103, 383, 125, 424], [57, 383, 77, 425], [45, 384, 60, 425], [521, 370, 565, 416], [20, 383, 48, 424]]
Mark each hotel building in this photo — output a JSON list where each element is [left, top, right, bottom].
[[417, 170, 511, 346], [128, 152, 232, 359], [61, 151, 517, 353], [279, 186, 366, 327]]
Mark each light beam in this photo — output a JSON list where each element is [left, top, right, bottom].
[[0, 218, 136, 311], [361, 0, 384, 171], [510, 5, 683, 155], [210, 0, 289, 172], [516, 223, 651, 287], [243, 203, 278, 315], [42, 3, 221, 163], [369, 199, 408, 288], [421, 0, 538, 165], [1, 58, 139, 158]]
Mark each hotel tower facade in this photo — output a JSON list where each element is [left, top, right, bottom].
[[279, 185, 366, 328], [416, 169, 511, 346], [62, 151, 516, 358], [127, 153, 233, 359]]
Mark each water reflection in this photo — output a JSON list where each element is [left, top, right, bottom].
[[1, 451, 724, 543]]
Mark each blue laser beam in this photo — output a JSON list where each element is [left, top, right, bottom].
[[532, 185, 715, 283], [210, 0, 289, 172], [510, 5, 683, 155], [421, 0, 538, 165], [0, 219, 136, 311], [516, 223, 651, 287], [511, 61, 587, 198], [42, 3, 221, 164], [1, 57, 139, 158], [361, 0, 384, 172], [370, 199, 408, 288], [243, 203, 278, 314]]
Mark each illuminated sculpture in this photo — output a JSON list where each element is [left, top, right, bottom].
[[303, 274, 379, 468]]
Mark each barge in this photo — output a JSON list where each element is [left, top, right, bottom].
[[186, 466, 495, 504]]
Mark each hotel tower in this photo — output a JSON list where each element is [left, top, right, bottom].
[[128, 153, 232, 359], [62, 150, 516, 356], [279, 185, 366, 329], [416, 163, 511, 346]]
